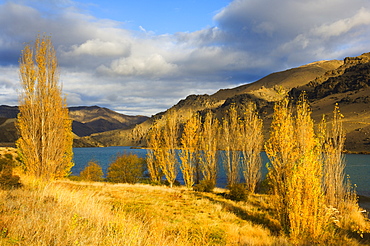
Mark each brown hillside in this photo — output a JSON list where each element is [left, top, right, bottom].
[[92, 52, 370, 153], [212, 59, 343, 101]]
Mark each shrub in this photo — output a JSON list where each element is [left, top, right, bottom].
[[193, 179, 215, 192], [0, 155, 21, 189], [107, 153, 146, 184], [228, 183, 249, 201], [80, 161, 104, 181]]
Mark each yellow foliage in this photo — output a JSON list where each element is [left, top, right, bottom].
[[198, 110, 219, 190], [179, 113, 201, 188], [80, 161, 104, 182], [266, 95, 328, 243], [240, 102, 263, 193], [16, 35, 73, 180], [220, 104, 242, 186]]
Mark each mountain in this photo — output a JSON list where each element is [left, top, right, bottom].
[[3, 52, 370, 152], [69, 106, 148, 137], [0, 105, 148, 147], [88, 52, 370, 153]]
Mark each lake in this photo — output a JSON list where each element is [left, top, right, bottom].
[[72, 147, 370, 196]]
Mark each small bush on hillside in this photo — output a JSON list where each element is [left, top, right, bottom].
[[80, 161, 104, 181], [193, 179, 215, 192], [228, 183, 249, 201], [0, 154, 21, 189], [107, 153, 146, 184]]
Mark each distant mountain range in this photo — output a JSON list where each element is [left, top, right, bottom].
[[83, 52, 370, 153], [0, 105, 148, 147], [2, 52, 370, 153]]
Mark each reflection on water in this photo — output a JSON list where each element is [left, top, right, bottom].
[[72, 147, 370, 196]]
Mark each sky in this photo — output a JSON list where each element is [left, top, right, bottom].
[[1, 0, 370, 116]]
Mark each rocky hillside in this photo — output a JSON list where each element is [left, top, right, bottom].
[[0, 105, 148, 147], [88, 52, 370, 153]]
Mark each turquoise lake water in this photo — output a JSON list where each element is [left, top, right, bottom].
[[72, 147, 370, 196]]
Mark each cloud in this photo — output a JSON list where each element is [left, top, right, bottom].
[[65, 39, 131, 57], [312, 7, 370, 39], [1, 0, 370, 115], [98, 54, 178, 78], [211, 0, 370, 69]]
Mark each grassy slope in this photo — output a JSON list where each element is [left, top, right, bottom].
[[0, 177, 288, 246], [1, 176, 368, 246]]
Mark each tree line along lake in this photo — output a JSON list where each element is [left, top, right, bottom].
[[72, 146, 370, 197]]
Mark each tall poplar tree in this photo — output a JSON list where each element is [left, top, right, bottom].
[[17, 35, 73, 180], [161, 109, 179, 187], [146, 121, 164, 184], [240, 102, 263, 193], [221, 104, 242, 187], [179, 113, 200, 188], [265, 95, 328, 242], [198, 110, 219, 190]]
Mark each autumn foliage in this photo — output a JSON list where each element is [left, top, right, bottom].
[[16, 35, 73, 180], [107, 153, 146, 184], [80, 161, 104, 182]]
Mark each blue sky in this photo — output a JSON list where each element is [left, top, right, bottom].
[[75, 0, 230, 34], [1, 0, 370, 116]]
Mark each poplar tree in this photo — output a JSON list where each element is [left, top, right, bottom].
[[198, 110, 219, 190], [17, 35, 73, 180], [265, 97, 297, 232], [320, 105, 359, 215], [220, 104, 242, 187], [240, 102, 263, 193], [265, 95, 328, 242], [288, 95, 327, 242], [161, 109, 179, 187], [146, 121, 164, 184], [179, 113, 200, 188]]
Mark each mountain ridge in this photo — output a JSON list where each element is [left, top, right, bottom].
[[0, 105, 149, 147], [87, 52, 370, 153], [2, 52, 370, 152]]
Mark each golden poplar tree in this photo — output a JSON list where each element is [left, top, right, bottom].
[[265, 96, 297, 232], [161, 109, 179, 187], [320, 105, 347, 209], [17, 35, 73, 180], [288, 95, 327, 242], [179, 113, 200, 188], [266, 95, 329, 243], [198, 110, 219, 190], [221, 104, 242, 187], [146, 121, 164, 184], [240, 102, 263, 193]]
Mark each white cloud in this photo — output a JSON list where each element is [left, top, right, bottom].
[[98, 54, 178, 78], [66, 39, 131, 57], [1, 0, 370, 116], [312, 7, 370, 39]]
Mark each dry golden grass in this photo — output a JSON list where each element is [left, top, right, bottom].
[[0, 175, 291, 246], [0, 173, 369, 245]]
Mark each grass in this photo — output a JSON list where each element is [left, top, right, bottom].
[[0, 173, 369, 245]]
